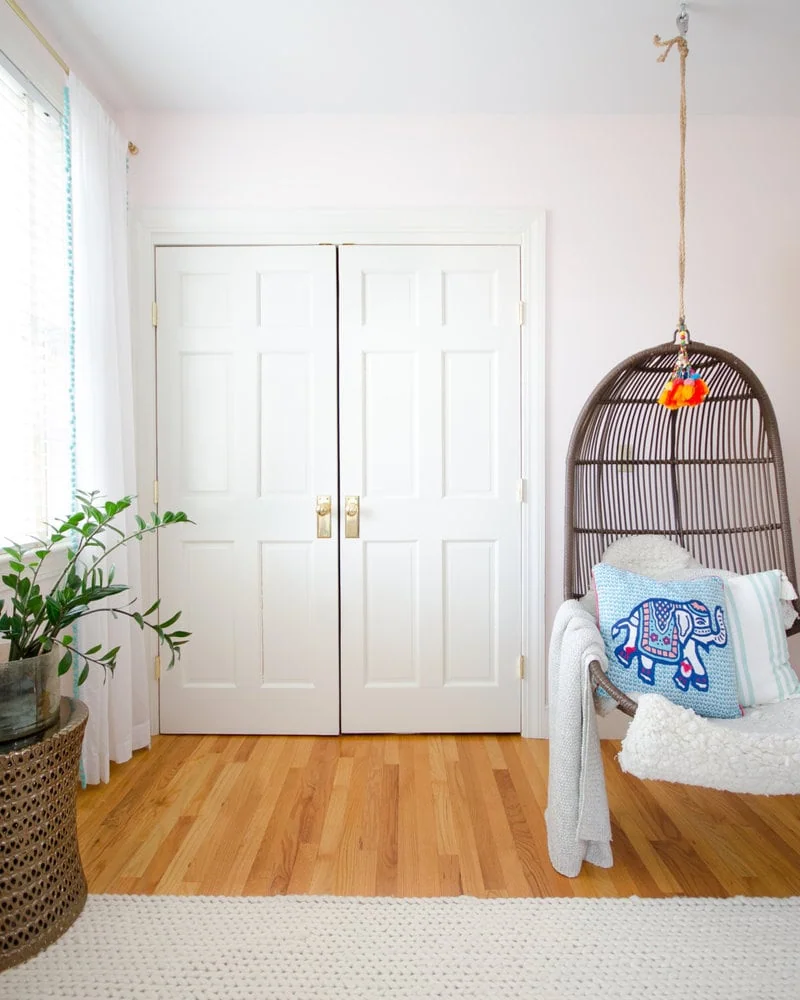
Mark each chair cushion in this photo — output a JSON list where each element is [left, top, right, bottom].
[[593, 563, 741, 719], [600, 534, 700, 575], [619, 693, 800, 794], [724, 570, 800, 706]]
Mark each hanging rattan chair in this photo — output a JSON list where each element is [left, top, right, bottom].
[[564, 339, 800, 717]]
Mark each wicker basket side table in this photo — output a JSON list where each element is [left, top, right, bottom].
[[0, 697, 88, 971]]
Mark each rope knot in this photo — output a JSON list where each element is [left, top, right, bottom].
[[654, 34, 689, 63]]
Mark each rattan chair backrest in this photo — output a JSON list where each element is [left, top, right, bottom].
[[564, 341, 799, 635]]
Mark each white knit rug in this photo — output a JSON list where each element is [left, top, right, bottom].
[[1, 895, 798, 1000]]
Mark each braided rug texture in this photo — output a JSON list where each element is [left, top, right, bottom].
[[1, 894, 797, 999]]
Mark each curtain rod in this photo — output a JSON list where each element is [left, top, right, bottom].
[[5, 0, 139, 155]]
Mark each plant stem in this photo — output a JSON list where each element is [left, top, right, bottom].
[[19, 521, 158, 653]]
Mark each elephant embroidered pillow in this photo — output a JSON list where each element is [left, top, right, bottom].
[[592, 563, 741, 719]]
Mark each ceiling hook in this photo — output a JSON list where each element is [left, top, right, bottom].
[[677, 2, 689, 37]]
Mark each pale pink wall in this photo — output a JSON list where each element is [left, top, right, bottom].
[[124, 112, 800, 657]]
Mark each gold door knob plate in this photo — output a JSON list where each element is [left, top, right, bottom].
[[315, 494, 332, 539], [344, 495, 360, 538]]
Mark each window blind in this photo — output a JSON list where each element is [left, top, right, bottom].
[[0, 59, 70, 543]]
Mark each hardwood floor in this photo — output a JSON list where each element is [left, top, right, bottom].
[[76, 734, 800, 897]]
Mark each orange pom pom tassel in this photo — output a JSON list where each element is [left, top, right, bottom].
[[658, 327, 709, 410], [658, 375, 709, 410]]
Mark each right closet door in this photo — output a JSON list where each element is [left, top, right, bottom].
[[338, 245, 523, 733]]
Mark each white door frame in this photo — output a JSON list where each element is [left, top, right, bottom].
[[130, 208, 547, 738]]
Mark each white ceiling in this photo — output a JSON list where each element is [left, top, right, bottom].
[[20, 0, 800, 115]]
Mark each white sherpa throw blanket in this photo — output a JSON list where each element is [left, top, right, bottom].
[[620, 693, 800, 794], [546, 601, 613, 876]]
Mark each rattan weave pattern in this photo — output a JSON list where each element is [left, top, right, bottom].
[[0, 698, 88, 971], [564, 341, 798, 717]]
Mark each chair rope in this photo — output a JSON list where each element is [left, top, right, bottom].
[[654, 34, 689, 328]]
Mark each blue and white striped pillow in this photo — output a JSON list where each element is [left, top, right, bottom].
[[724, 570, 800, 706]]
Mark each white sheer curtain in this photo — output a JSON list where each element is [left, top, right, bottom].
[[69, 74, 150, 783]]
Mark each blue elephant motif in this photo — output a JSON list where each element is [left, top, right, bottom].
[[611, 597, 728, 693]]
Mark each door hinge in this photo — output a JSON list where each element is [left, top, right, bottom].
[[154, 654, 161, 680], [516, 478, 526, 503], [518, 301, 525, 325], [151, 301, 158, 327], [518, 654, 525, 679], [153, 479, 159, 505]]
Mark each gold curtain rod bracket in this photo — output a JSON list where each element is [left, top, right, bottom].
[[128, 141, 139, 156]]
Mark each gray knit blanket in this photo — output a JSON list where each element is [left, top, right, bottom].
[[545, 600, 613, 876]]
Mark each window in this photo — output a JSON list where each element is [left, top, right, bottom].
[[0, 60, 70, 544]]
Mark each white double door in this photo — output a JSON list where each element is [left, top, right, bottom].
[[156, 243, 522, 735]]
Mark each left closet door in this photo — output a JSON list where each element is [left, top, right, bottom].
[[156, 246, 340, 733]]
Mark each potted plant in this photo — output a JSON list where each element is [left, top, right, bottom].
[[0, 490, 190, 742]]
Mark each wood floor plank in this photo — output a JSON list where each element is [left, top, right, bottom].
[[201, 737, 296, 895], [333, 740, 375, 895], [375, 762, 399, 896], [454, 737, 506, 893], [241, 767, 305, 895], [397, 739, 424, 895], [493, 767, 558, 896], [444, 755, 488, 897], [155, 760, 245, 892], [134, 816, 196, 894], [411, 737, 443, 897], [77, 733, 800, 898], [308, 757, 353, 894], [498, 739, 571, 897], [460, 737, 530, 896], [285, 841, 320, 895], [86, 748, 220, 892]]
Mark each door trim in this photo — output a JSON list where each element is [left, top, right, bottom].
[[130, 208, 547, 737]]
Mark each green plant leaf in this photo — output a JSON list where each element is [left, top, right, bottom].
[[5, 491, 191, 679], [58, 650, 73, 675], [78, 664, 89, 685], [85, 644, 103, 656]]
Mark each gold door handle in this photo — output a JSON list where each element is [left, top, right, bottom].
[[316, 495, 332, 538], [344, 495, 360, 538]]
